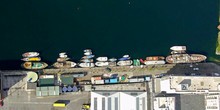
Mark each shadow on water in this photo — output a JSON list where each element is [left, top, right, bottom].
[[0, 60, 23, 70]]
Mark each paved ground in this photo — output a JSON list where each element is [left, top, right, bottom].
[[1, 62, 220, 110], [1, 91, 90, 110]]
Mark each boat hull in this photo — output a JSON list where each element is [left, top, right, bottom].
[[117, 60, 133, 66], [21, 57, 41, 61], [22, 62, 48, 69], [166, 54, 207, 63], [144, 60, 165, 65], [79, 63, 95, 68], [22, 52, 39, 58], [53, 61, 76, 68]]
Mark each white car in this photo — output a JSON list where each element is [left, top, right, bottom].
[[193, 68, 199, 71], [214, 73, 220, 76]]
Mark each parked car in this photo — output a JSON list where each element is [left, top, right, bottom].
[[214, 73, 220, 76], [185, 73, 191, 76], [206, 73, 212, 76], [196, 73, 201, 76], [191, 73, 196, 76], [193, 68, 199, 71]]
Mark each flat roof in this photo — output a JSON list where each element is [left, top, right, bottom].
[[170, 76, 220, 91]]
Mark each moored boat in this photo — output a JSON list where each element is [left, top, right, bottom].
[[57, 57, 70, 62], [123, 55, 130, 58], [82, 55, 95, 59], [95, 62, 109, 67], [170, 46, 186, 51], [80, 58, 94, 63], [166, 54, 206, 63], [22, 62, 48, 69], [22, 52, 39, 58], [21, 57, 41, 61], [84, 49, 92, 53], [144, 60, 166, 65], [96, 57, 108, 62], [53, 61, 76, 68], [109, 58, 117, 62], [84, 52, 92, 56], [119, 57, 130, 61], [171, 50, 186, 54], [146, 56, 165, 61], [78, 63, 95, 68], [117, 60, 133, 66]]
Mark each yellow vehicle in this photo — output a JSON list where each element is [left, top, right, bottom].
[[82, 104, 90, 110], [53, 103, 66, 107]]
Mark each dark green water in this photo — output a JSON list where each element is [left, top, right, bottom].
[[0, 0, 219, 69]]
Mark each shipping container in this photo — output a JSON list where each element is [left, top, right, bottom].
[[104, 79, 110, 83], [128, 78, 138, 83], [94, 80, 104, 84], [110, 79, 118, 83], [145, 77, 151, 81]]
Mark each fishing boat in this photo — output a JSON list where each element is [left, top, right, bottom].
[[146, 56, 165, 61], [21, 57, 41, 61], [21, 62, 48, 69], [82, 55, 95, 59], [80, 58, 94, 63], [109, 58, 117, 62], [117, 60, 133, 66], [84, 49, 92, 53], [84, 52, 92, 56], [57, 57, 70, 62], [171, 50, 186, 54], [170, 46, 186, 51], [95, 62, 109, 67], [166, 54, 207, 64], [96, 57, 108, 62], [53, 61, 76, 68], [119, 57, 130, 61], [78, 63, 95, 68], [22, 52, 39, 58], [144, 60, 166, 65]]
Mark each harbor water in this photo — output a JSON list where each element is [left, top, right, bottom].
[[0, 0, 219, 69]]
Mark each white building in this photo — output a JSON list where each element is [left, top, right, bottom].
[[91, 91, 147, 110], [154, 97, 175, 110], [158, 76, 220, 94], [205, 94, 220, 110]]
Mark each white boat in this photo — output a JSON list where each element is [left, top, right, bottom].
[[80, 58, 94, 63], [78, 63, 95, 68], [53, 61, 76, 68], [59, 52, 66, 56], [95, 62, 109, 67], [57, 57, 70, 62], [170, 46, 186, 51], [123, 55, 130, 58], [109, 58, 117, 62], [84, 49, 92, 53], [60, 54, 68, 58], [22, 52, 39, 57], [117, 60, 133, 66], [84, 52, 92, 56], [96, 57, 108, 61], [144, 60, 165, 65]]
